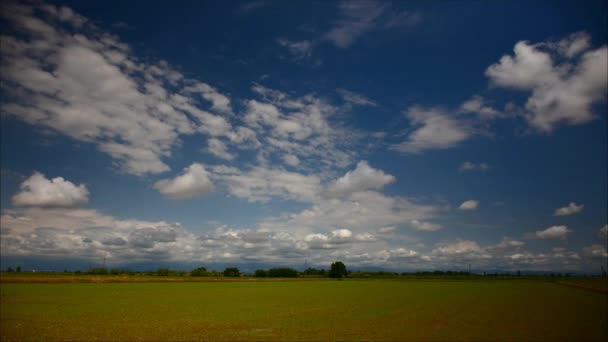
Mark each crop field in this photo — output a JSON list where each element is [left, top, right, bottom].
[[1, 278, 607, 341]]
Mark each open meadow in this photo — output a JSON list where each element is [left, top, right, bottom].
[[1, 276, 606, 341]]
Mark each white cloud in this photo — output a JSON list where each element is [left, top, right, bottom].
[[12, 172, 89, 208], [493, 238, 525, 249], [459, 161, 489, 172], [600, 224, 608, 238], [207, 138, 235, 160], [183, 82, 233, 114], [337, 89, 378, 107], [583, 244, 608, 258], [328, 161, 395, 196], [324, 1, 387, 48], [485, 32, 607, 132], [0, 207, 198, 262], [409, 219, 442, 232], [553, 202, 584, 216], [244, 85, 353, 170], [282, 154, 300, 167], [459, 200, 479, 211], [277, 39, 314, 60], [0, 2, 235, 175], [215, 166, 321, 203], [392, 106, 471, 154], [433, 240, 481, 255], [323, 1, 421, 48], [555, 32, 591, 58], [459, 95, 501, 119], [384, 10, 421, 29], [153, 163, 214, 199], [535, 225, 572, 240]]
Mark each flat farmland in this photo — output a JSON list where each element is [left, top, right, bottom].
[[1, 279, 606, 341]]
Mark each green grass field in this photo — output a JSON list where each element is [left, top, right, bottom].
[[1, 278, 606, 341]]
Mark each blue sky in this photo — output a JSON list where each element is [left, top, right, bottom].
[[1, 0, 606, 272]]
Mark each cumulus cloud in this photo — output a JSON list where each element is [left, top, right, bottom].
[[392, 106, 471, 154], [328, 161, 395, 196], [459, 161, 489, 172], [485, 32, 607, 132], [12, 172, 89, 208], [459, 200, 479, 211], [153, 163, 214, 199], [553, 202, 584, 216], [535, 225, 572, 240], [0, 2, 234, 175], [304, 229, 376, 249]]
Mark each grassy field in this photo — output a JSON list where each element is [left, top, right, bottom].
[[1, 278, 606, 341]]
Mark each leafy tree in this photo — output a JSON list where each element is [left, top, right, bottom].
[[328, 261, 347, 279], [157, 268, 170, 276], [254, 269, 267, 277], [191, 267, 208, 277], [223, 267, 240, 277], [16, 266, 21, 272], [7, 267, 14, 272]]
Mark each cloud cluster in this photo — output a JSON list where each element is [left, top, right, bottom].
[[243, 84, 354, 171], [553, 202, 584, 216], [485, 32, 607, 132], [0, 2, 237, 175], [12, 173, 89, 208]]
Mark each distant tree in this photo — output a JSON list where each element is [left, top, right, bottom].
[[223, 267, 240, 277], [303, 267, 326, 276], [268, 268, 298, 277], [7, 267, 14, 272], [328, 261, 348, 279], [16, 266, 21, 272], [190, 267, 208, 277], [157, 268, 170, 276], [254, 269, 267, 277], [87, 267, 108, 275]]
